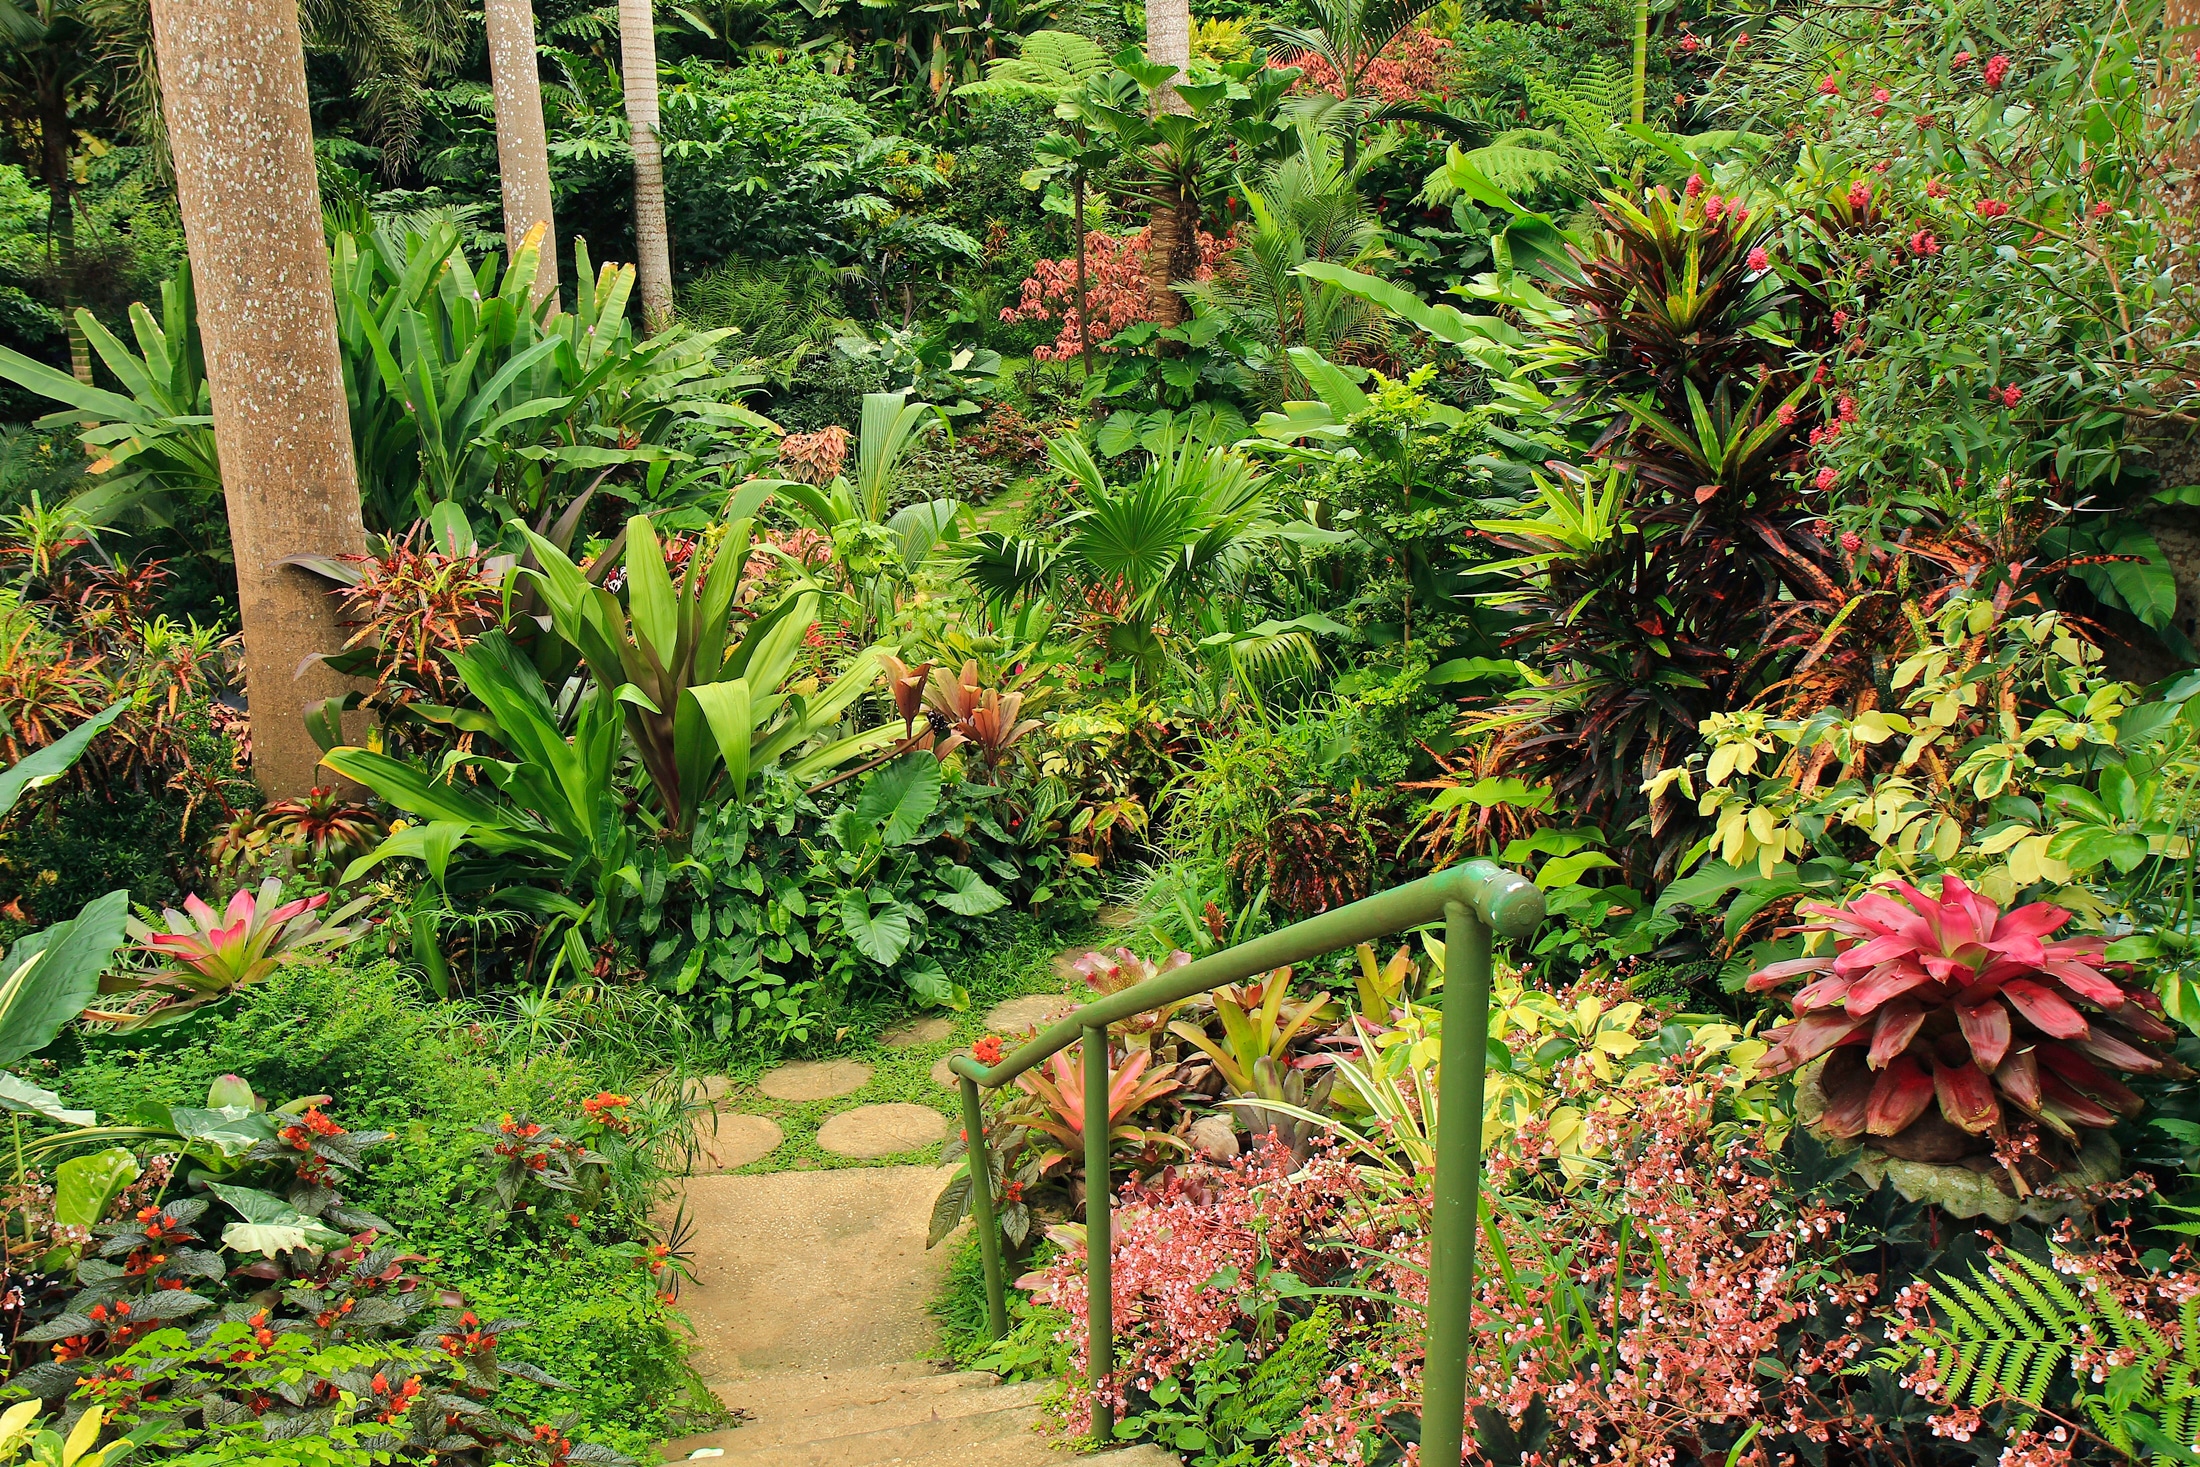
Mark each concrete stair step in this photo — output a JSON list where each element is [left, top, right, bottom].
[[703, 1380, 1047, 1450], [689, 1401, 1042, 1467], [699, 1364, 988, 1424]]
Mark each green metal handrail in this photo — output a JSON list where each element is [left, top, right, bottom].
[[948, 859, 1545, 1462]]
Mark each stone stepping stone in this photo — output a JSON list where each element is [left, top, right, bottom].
[[983, 993, 1077, 1033], [691, 1113, 782, 1172], [930, 1054, 959, 1089], [880, 1016, 951, 1048], [758, 1059, 872, 1102], [682, 1074, 734, 1106], [817, 1103, 949, 1160]]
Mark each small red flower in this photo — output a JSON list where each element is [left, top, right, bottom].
[[2091, 200, 2115, 218], [1704, 194, 1725, 222], [1847, 180, 1872, 209], [1953, 50, 1972, 68], [2001, 384, 2022, 407], [1815, 466, 1839, 491], [1909, 229, 1940, 256], [972, 1035, 1005, 1066], [1684, 173, 1704, 199], [1837, 395, 1859, 423], [1818, 74, 1841, 95], [1983, 52, 2010, 87], [1976, 198, 2009, 218], [1680, 32, 1701, 52], [1924, 177, 1948, 198], [1747, 245, 1770, 272], [1840, 530, 1863, 552], [1777, 403, 1797, 427]]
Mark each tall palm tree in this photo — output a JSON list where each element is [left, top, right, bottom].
[[148, 0, 369, 798], [0, 0, 101, 381], [618, 0, 675, 331], [485, 0, 559, 306], [1190, 121, 1392, 408]]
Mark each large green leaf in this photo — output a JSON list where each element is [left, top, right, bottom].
[[0, 889, 130, 1067], [840, 892, 914, 966], [205, 1182, 347, 1256], [934, 865, 1008, 916], [54, 1148, 139, 1230], [0, 701, 131, 820], [0, 1071, 91, 1124], [854, 755, 943, 848]]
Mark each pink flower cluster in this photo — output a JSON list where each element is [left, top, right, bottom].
[[1002, 228, 1230, 362], [1276, 29, 1457, 103]]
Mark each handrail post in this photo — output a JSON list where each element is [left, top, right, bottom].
[[1421, 899, 1494, 1466], [957, 1074, 1009, 1340], [1083, 1024, 1114, 1443]]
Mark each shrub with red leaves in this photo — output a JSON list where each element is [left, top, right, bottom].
[[1002, 228, 1230, 362], [1747, 875, 2176, 1171]]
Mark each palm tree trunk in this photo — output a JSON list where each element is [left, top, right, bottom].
[[1145, 0, 1191, 114], [486, 0, 561, 309], [34, 68, 88, 384], [150, 0, 370, 799], [1145, 190, 1188, 329], [1630, 0, 1649, 125], [618, 0, 675, 332], [1074, 174, 1090, 376]]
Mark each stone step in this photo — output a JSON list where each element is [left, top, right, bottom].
[[700, 1379, 1046, 1450], [696, 1363, 982, 1422], [686, 1399, 1042, 1467]]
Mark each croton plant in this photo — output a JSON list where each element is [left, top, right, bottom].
[[1747, 875, 2178, 1153]]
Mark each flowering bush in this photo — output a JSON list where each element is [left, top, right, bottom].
[[1275, 29, 1457, 103], [1002, 228, 1229, 362]]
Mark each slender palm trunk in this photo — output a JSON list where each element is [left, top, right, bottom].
[[1145, 0, 1192, 112], [35, 68, 88, 384], [1144, 186, 1190, 329], [150, 0, 370, 799], [1630, 0, 1649, 125], [618, 0, 675, 331], [1073, 174, 1090, 376], [486, 0, 561, 308]]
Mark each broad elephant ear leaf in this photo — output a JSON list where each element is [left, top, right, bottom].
[[0, 1071, 91, 1124], [853, 754, 943, 848], [0, 889, 131, 1068], [53, 1148, 139, 1230], [0, 701, 130, 821]]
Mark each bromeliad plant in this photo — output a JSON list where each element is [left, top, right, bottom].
[[1747, 876, 2176, 1169], [93, 880, 366, 1029]]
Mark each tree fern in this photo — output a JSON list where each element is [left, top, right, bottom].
[[1893, 1246, 2200, 1462]]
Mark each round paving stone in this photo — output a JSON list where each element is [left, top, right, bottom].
[[757, 1059, 872, 1102], [881, 1016, 952, 1048], [816, 1103, 949, 1160], [983, 993, 1077, 1033], [690, 1113, 782, 1172], [682, 1074, 734, 1105], [930, 1054, 958, 1089]]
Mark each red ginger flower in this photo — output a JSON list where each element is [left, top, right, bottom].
[[1746, 875, 2176, 1142]]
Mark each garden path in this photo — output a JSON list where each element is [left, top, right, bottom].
[[660, 922, 1174, 1467]]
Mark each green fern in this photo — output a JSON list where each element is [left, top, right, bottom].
[[1893, 1246, 2200, 1462]]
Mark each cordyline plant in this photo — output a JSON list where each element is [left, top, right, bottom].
[[94, 880, 367, 1027], [1747, 875, 2177, 1161]]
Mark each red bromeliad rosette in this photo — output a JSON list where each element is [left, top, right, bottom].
[[1745, 875, 2179, 1146]]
